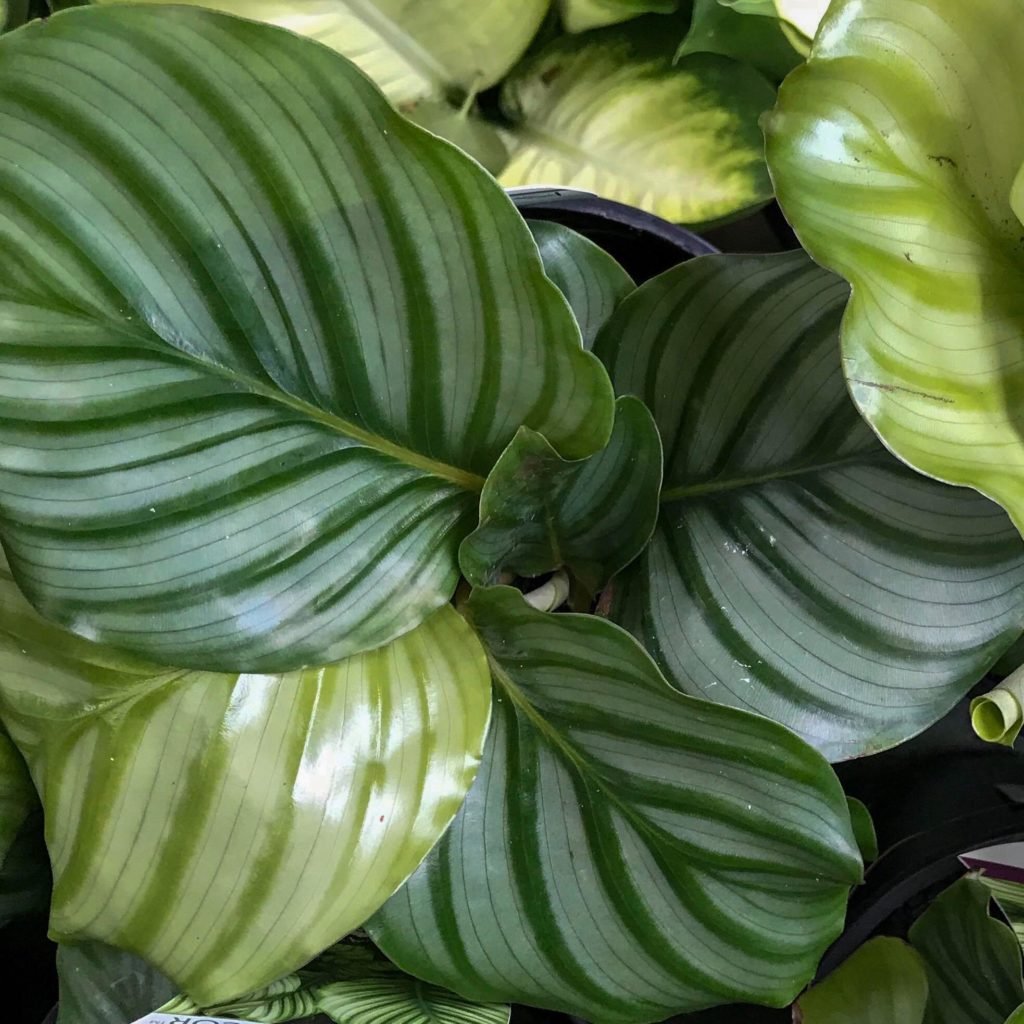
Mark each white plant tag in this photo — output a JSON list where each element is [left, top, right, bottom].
[[130, 1014, 261, 1024]]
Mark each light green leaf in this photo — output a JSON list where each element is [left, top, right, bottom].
[[0, 725, 48, 926], [370, 586, 861, 1023], [678, 0, 802, 82], [764, 0, 1024, 536], [314, 942, 509, 1024], [845, 796, 877, 864], [910, 876, 1024, 1024], [1007, 1008, 1024, 1024], [401, 100, 509, 176], [0, 553, 492, 1005], [595, 251, 1024, 761], [971, 664, 1024, 747], [459, 396, 662, 594], [56, 941, 178, 1024], [558, 0, 679, 33], [795, 937, 929, 1024], [90, 0, 548, 106], [499, 21, 776, 225], [528, 221, 635, 351], [0, 5, 614, 672], [718, 0, 774, 13]]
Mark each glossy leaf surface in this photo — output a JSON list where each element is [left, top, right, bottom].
[[499, 21, 776, 224], [795, 937, 929, 1024], [56, 941, 178, 1024], [0, 6, 613, 671], [765, 0, 1024, 535], [558, 0, 679, 33], [528, 221, 635, 351], [910, 877, 1024, 1024], [460, 397, 662, 593], [91, 0, 548, 105], [371, 586, 860, 1023], [678, 0, 801, 82], [0, 554, 491, 1004], [597, 252, 1024, 761]]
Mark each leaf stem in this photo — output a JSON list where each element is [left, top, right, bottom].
[[522, 571, 570, 612]]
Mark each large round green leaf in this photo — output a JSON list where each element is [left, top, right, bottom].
[[459, 396, 662, 595], [0, 553, 492, 1004], [764, 0, 1024, 535], [90, 0, 548, 106], [909, 877, 1024, 1024], [795, 937, 930, 1024], [595, 252, 1024, 761], [499, 20, 777, 225], [370, 586, 861, 1023], [0, 5, 614, 671]]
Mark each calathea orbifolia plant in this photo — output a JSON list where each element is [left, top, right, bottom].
[[0, 4, 1022, 1024]]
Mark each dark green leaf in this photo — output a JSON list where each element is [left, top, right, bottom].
[[499, 21, 776, 224], [0, 5, 614, 671], [596, 251, 1024, 761], [979, 875, 1024, 951], [0, 551, 492, 1004], [459, 396, 662, 593], [56, 941, 177, 1024], [678, 0, 801, 82], [910, 877, 1024, 1024], [0, 726, 48, 926], [795, 937, 929, 1024], [845, 797, 877, 864], [370, 586, 861, 1023], [528, 221, 635, 351]]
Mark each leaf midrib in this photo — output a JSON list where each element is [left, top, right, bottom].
[[337, 0, 453, 97], [660, 451, 883, 503], [47, 310, 486, 492]]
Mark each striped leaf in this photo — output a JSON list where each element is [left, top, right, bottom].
[[402, 101, 509, 176], [795, 938, 930, 1024], [528, 222, 635, 351], [0, 724, 48, 926], [88, 0, 548, 107], [764, 0, 1024, 536], [369, 586, 861, 1023], [596, 251, 1024, 761], [979, 876, 1024, 950], [909, 877, 1024, 1024], [0, 553, 492, 1004], [0, 5, 614, 671], [162, 974, 321, 1023], [557, 0, 679, 33], [459, 397, 662, 594], [498, 20, 777, 225], [313, 940, 509, 1024]]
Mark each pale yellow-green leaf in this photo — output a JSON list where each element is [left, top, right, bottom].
[[0, 554, 491, 1005], [90, 0, 548, 104]]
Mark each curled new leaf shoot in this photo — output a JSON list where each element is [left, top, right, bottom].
[[972, 665, 1024, 747]]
